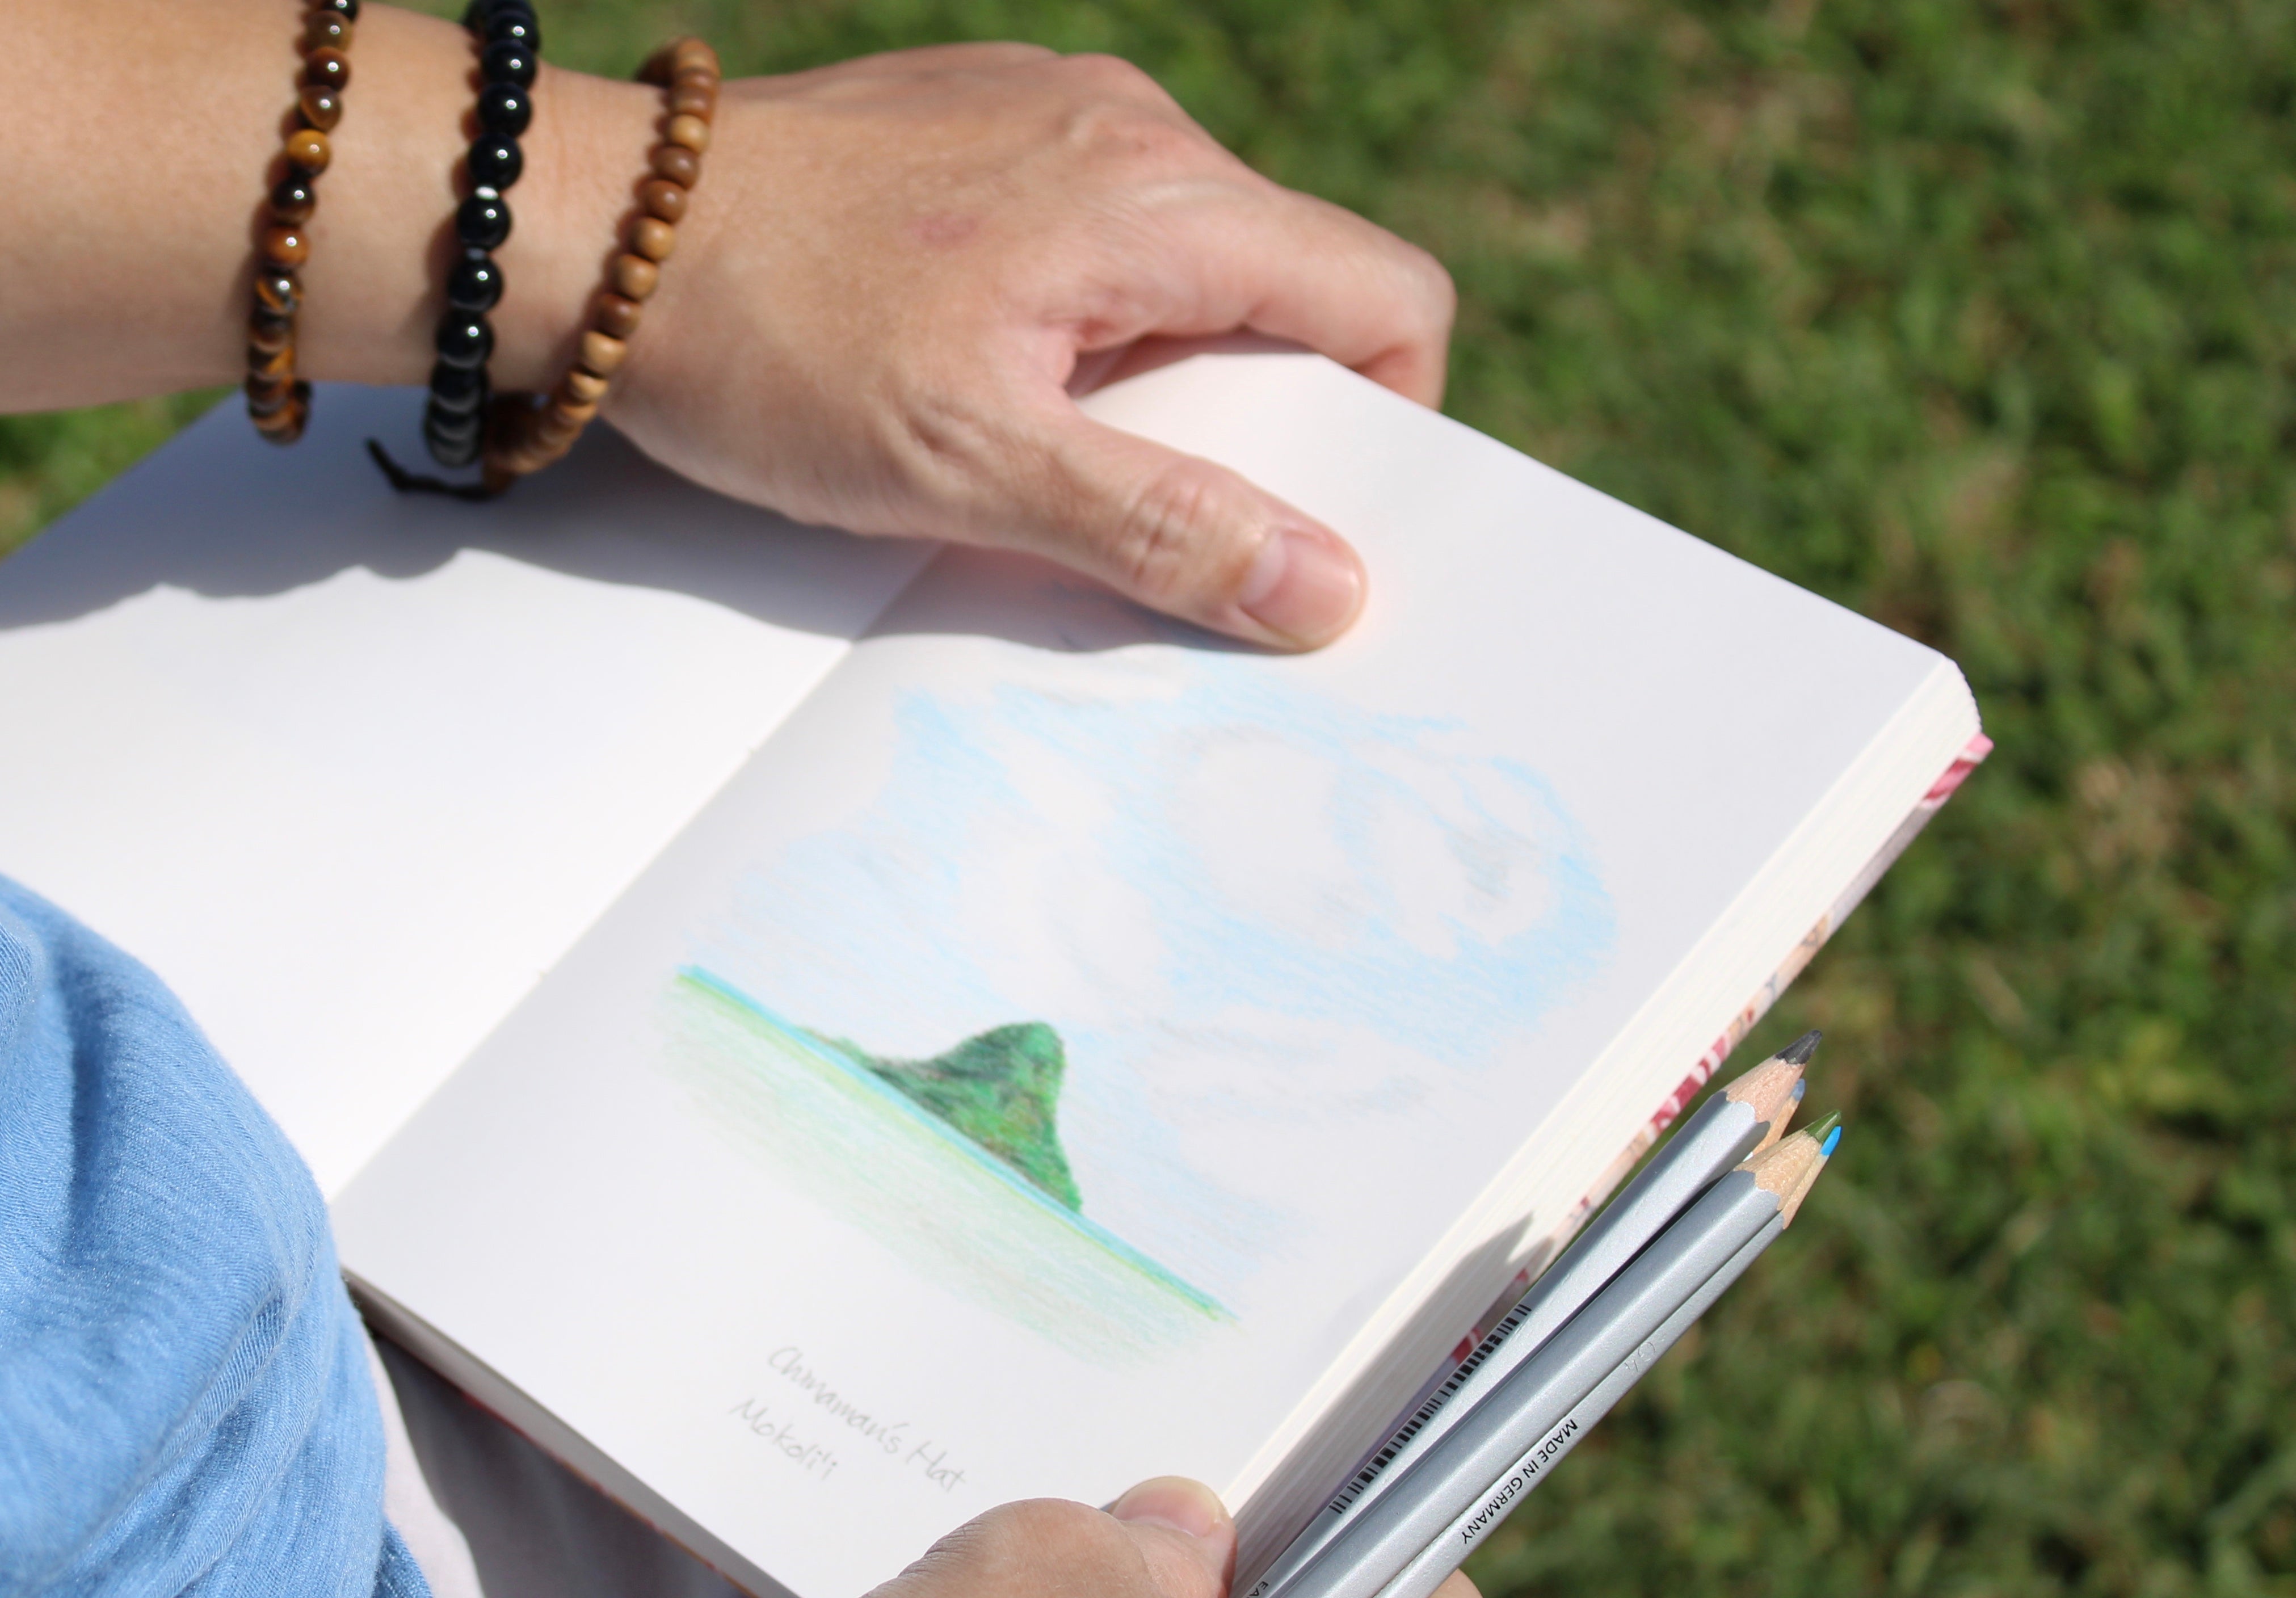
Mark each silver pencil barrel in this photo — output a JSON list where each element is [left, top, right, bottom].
[[1279, 1168, 1784, 1598], [1367, 1216, 1786, 1598], [1248, 1042, 1807, 1598]]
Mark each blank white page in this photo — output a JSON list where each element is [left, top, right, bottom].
[[0, 389, 931, 1192]]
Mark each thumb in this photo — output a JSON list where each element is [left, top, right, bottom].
[[1108, 1476, 1238, 1598], [1006, 405, 1368, 650]]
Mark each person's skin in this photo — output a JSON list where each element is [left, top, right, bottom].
[[885, 1477, 1480, 1598], [0, 0, 1454, 648]]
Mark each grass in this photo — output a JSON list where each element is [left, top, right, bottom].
[[6, 1, 2291, 1595]]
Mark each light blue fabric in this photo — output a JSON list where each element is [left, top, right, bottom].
[[0, 877, 431, 1598]]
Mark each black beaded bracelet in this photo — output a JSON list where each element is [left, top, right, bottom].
[[421, 0, 541, 468]]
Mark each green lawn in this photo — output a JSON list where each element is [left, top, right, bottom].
[[6, 1, 2291, 1595]]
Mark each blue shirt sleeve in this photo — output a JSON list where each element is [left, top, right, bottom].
[[0, 877, 432, 1598]]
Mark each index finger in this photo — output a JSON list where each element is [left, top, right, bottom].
[[1089, 180, 1457, 408]]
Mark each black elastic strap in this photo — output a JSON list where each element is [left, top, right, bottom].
[[366, 439, 500, 501]]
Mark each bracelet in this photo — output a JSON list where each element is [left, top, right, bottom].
[[477, 37, 720, 491], [420, 0, 541, 469], [246, 0, 360, 445]]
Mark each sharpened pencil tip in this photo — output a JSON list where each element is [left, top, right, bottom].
[[1790, 1079, 1807, 1101], [1820, 1126, 1842, 1158], [1778, 1029, 1822, 1065]]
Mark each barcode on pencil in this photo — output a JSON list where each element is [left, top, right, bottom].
[[1324, 1296, 1539, 1514]]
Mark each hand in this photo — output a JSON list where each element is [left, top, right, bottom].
[[870, 1477, 1482, 1598], [608, 47, 1457, 649]]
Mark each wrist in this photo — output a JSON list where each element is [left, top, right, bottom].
[[295, 9, 657, 394], [483, 62, 661, 393]]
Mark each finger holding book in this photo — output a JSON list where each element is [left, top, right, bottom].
[[1276, 1124, 1840, 1598], [1248, 1032, 1817, 1598]]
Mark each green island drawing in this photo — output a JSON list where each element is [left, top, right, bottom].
[[658, 965, 1232, 1363], [807, 1019, 1083, 1211]]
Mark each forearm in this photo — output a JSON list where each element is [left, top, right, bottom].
[[0, 0, 655, 410]]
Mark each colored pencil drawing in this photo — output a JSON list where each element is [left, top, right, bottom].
[[659, 967, 1230, 1364], [658, 648, 1617, 1364]]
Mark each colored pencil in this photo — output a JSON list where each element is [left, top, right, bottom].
[[1248, 1032, 1817, 1598], [1273, 1126, 1837, 1598], [1367, 1120, 1841, 1598]]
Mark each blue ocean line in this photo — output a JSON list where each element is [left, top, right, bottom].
[[674, 965, 1233, 1321]]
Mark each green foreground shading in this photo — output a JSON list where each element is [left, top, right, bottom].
[[661, 968, 1229, 1363], [8, 1, 2292, 1593]]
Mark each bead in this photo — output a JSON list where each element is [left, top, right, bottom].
[[592, 292, 643, 340], [245, 372, 294, 413], [639, 178, 687, 224], [431, 406, 484, 443], [285, 127, 331, 175], [455, 192, 512, 249], [609, 252, 659, 301], [468, 136, 523, 189], [304, 11, 352, 51], [254, 402, 308, 445], [247, 315, 292, 354], [629, 216, 676, 262], [666, 115, 710, 153], [248, 342, 296, 382], [428, 360, 487, 409], [480, 40, 536, 88], [426, 400, 482, 441], [270, 176, 317, 224], [561, 367, 609, 404], [298, 86, 344, 132], [426, 425, 482, 469], [485, 10, 540, 48], [253, 269, 298, 316], [477, 82, 531, 137], [639, 39, 703, 85], [435, 312, 494, 368], [668, 82, 714, 120], [578, 329, 628, 375], [262, 225, 311, 269], [445, 250, 504, 312], [319, 0, 359, 19], [305, 47, 351, 91], [424, 403, 483, 443], [650, 143, 699, 187]]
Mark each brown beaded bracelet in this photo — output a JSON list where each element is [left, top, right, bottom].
[[475, 36, 719, 491], [247, 0, 360, 445]]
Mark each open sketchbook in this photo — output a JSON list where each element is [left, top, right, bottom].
[[0, 348, 1982, 1598]]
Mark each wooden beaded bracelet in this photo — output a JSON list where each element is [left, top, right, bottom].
[[246, 0, 360, 445], [475, 37, 720, 491]]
